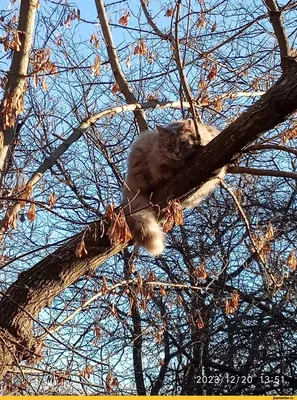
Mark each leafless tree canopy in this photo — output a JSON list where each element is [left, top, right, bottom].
[[0, 0, 297, 395]]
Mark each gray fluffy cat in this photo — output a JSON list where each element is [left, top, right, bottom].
[[122, 119, 225, 256]]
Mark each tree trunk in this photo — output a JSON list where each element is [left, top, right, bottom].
[[0, 0, 38, 171]]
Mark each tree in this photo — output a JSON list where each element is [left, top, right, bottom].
[[0, 0, 297, 394]]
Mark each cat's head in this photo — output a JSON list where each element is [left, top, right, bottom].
[[156, 119, 200, 161]]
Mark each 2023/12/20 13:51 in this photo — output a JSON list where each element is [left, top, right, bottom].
[[196, 374, 284, 385]]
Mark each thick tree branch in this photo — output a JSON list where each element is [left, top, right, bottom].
[[95, 0, 148, 132], [152, 65, 297, 206]]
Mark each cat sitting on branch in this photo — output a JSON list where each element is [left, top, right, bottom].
[[122, 119, 225, 256]]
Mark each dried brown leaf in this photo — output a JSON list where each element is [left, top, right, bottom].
[[196, 316, 205, 329], [287, 250, 297, 270], [93, 326, 102, 345], [75, 235, 88, 258], [225, 291, 240, 315], [147, 270, 156, 281], [119, 11, 130, 26], [134, 40, 148, 56], [0, 76, 7, 90], [214, 99, 222, 112], [194, 263, 207, 280], [91, 55, 101, 76], [207, 63, 218, 81], [211, 22, 217, 32], [81, 364, 92, 379], [101, 276, 108, 295], [106, 371, 113, 392], [126, 55, 131, 68], [19, 183, 33, 208], [165, 8, 175, 17], [141, 297, 147, 311], [198, 79, 207, 89], [160, 285, 166, 296], [3, 207, 19, 232], [90, 33, 100, 48], [106, 208, 132, 245], [27, 202, 36, 222], [162, 200, 183, 233], [266, 222, 274, 241], [197, 12, 206, 28], [49, 192, 57, 209], [111, 82, 120, 94], [112, 377, 119, 387], [105, 203, 115, 218]]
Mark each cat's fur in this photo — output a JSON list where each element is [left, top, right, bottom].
[[122, 119, 225, 256]]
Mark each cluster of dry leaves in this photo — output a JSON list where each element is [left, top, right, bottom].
[[64, 8, 80, 27], [105, 203, 132, 245], [2, 83, 26, 129], [162, 199, 183, 233], [32, 48, 57, 90], [225, 291, 240, 315], [134, 40, 148, 56], [3, 187, 57, 232]]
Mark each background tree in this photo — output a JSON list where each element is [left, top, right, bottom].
[[0, 0, 297, 395]]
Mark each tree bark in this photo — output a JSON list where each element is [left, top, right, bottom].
[[0, 0, 38, 171], [0, 61, 297, 377]]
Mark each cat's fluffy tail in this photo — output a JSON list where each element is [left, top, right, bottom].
[[123, 192, 165, 256]]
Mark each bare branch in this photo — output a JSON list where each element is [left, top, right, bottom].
[[95, 0, 148, 132], [264, 0, 292, 70], [172, 1, 202, 128], [243, 143, 297, 157], [140, 0, 202, 127], [221, 180, 277, 287], [228, 166, 297, 180], [140, 0, 168, 39]]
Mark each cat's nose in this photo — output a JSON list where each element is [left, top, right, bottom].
[[174, 150, 180, 156]]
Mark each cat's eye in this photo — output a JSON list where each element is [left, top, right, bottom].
[[180, 141, 187, 147], [166, 143, 172, 148]]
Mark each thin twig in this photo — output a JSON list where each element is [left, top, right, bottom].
[[221, 180, 277, 287]]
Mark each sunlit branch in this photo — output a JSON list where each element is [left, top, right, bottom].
[[95, 0, 148, 132]]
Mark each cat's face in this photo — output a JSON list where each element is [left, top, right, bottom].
[[156, 119, 200, 161]]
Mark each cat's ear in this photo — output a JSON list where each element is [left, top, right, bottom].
[[184, 119, 193, 129], [156, 125, 169, 135]]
